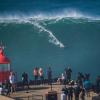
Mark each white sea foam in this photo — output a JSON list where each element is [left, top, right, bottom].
[[31, 21, 64, 48], [0, 9, 100, 22]]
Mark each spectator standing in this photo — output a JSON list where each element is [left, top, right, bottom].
[[74, 85, 81, 100], [4, 80, 11, 96], [61, 88, 67, 100], [96, 76, 100, 87], [9, 72, 16, 93], [33, 67, 38, 85], [38, 67, 44, 84], [96, 76, 100, 93], [80, 86, 85, 100], [68, 85, 73, 100], [83, 79, 91, 97], [65, 66, 72, 83], [22, 72, 29, 89], [61, 73, 65, 85], [77, 72, 84, 87]]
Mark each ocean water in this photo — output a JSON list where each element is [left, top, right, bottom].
[[0, 0, 100, 81]]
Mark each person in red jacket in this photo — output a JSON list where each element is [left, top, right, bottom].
[[33, 67, 38, 85]]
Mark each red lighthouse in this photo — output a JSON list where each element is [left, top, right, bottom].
[[0, 44, 11, 83]]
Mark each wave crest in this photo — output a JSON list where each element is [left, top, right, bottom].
[[0, 9, 100, 22]]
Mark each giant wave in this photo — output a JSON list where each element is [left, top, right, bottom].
[[0, 9, 100, 48]]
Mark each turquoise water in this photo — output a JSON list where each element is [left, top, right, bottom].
[[0, 0, 100, 81]]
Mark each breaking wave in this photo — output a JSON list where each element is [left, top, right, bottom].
[[0, 9, 100, 48]]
